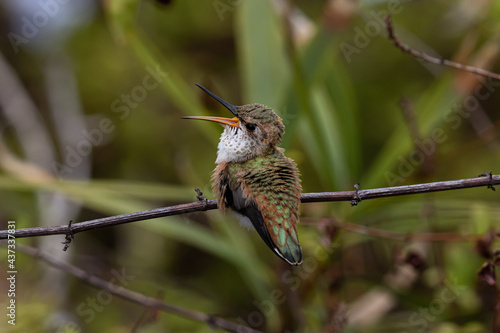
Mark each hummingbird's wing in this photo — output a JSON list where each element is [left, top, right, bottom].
[[217, 150, 303, 265], [225, 187, 291, 263]]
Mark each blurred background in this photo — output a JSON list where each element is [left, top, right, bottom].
[[0, 0, 499, 332]]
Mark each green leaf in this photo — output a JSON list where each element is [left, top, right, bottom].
[[235, 0, 290, 108]]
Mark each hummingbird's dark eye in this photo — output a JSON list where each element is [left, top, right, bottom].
[[245, 123, 257, 132]]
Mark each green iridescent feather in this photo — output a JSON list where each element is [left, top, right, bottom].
[[226, 148, 302, 264]]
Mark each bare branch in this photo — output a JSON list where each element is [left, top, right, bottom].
[[15, 243, 262, 333], [384, 14, 500, 81], [0, 175, 498, 240]]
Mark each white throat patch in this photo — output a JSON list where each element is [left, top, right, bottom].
[[215, 126, 257, 164]]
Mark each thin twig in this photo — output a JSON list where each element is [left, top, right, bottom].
[[399, 97, 422, 143], [384, 14, 500, 81], [0, 175, 498, 240], [399, 97, 435, 177], [14, 243, 262, 333]]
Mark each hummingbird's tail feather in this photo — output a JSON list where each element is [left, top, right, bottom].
[[275, 240, 303, 266], [238, 205, 303, 265]]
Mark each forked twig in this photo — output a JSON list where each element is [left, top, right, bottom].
[[384, 14, 500, 81]]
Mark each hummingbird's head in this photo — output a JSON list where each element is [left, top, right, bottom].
[[182, 84, 285, 164]]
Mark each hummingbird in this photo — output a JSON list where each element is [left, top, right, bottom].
[[182, 84, 303, 265]]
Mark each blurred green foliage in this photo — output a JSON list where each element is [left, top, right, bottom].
[[0, 0, 499, 332]]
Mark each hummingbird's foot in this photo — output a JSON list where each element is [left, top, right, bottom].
[[62, 219, 74, 251], [478, 171, 496, 191], [351, 183, 361, 206]]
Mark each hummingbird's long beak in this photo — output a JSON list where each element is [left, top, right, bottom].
[[181, 116, 240, 127], [194, 83, 238, 116], [182, 84, 240, 127]]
